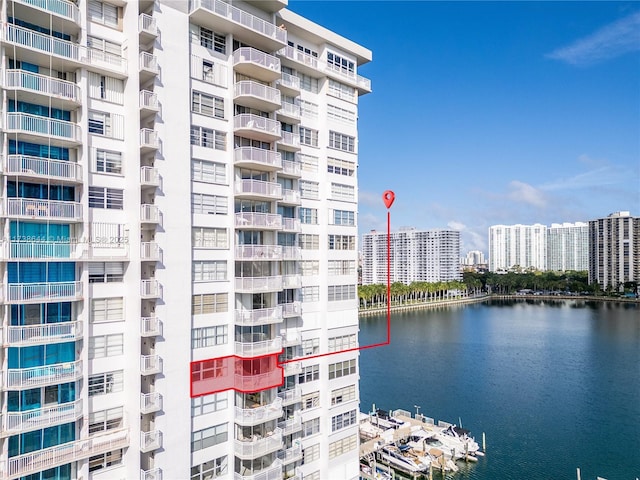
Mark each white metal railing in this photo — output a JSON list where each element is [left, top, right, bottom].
[[282, 362, 301, 377], [6, 360, 82, 389], [5, 69, 80, 103], [140, 242, 161, 261], [141, 204, 161, 224], [139, 90, 159, 110], [234, 147, 282, 169], [4, 428, 128, 478], [140, 392, 163, 414], [234, 114, 281, 137], [281, 301, 302, 317], [278, 131, 299, 148], [235, 244, 282, 261], [281, 246, 301, 260], [281, 217, 301, 232], [14, 0, 81, 24], [5, 241, 84, 260], [6, 154, 82, 182], [140, 279, 161, 298], [280, 159, 300, 176], [191, 0, 287, 44], [1, 399, 82, 434], [85, 48, 127, 74], [141, 468, 163, 480], [357, 74, 371, 91], [138, 13, 158, 36], [235, 397, 282, 426], [277, 388, 301, 405], [234, 80, 280, 104], [140, 355, 162, 375], [6, 112, 81, 142], [280, 189, 301, 205], [235, 179, 282, 199], [139, 51, 159, 73], [6, 281, 82, 303], [281, 331, 301, 348], [234, 336, 282, 357], [235, 276, 282, 293], [277, 418, 302, 436], [278, 445, 302, 465], [282, 275, 301, 289], [234, 305, 283, 326], [235, 212, 282, 229], [140, 316, 162, 336], [140, 166, 160, 186], [6, 198, 83, 221], [3, 23, 80, 61], [140, 128, 159, 148], [278, 45, 317, 69], [140, 430, 163, 452], [277, 72, 300, 91], [234, 428, 283, 459], [233, 459, 283, 480], [6, 321, 82, 346], [278, 102, 300, 118]]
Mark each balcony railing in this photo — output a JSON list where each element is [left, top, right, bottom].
[[141, 355, 162, 375], [234, 428, 283, 460], [3, 23, 80, 62], [140, 128, 159, 149], [235, 179, 282, 199], [277, 102, 300, 119], [234, 80, 281, 106], [6, 198, 82, 221], [281, 247, 301, 261], [139, 51, 159, 74], [235, 212, 282, 230], [235, 306, 282, 326], [141, 468, 163, 480], [233, 459, 283, 480], [277, 388, 301, 406], [141, 204, 162, 224], [234, 397, 282, 427], [6, 112, 81, 142], [140, 90, 159, 111], [277, 417, 302, 436], [235, 245, 282, 261], [235, 335, 282, 357], [277, 131, 300, 149], [140, 166, 160, 187], [6, 321, 82, 347], [140, 279, 161, 299], [234, 114, 281, 139], [276, 72, 300, 92], [282, 362, 301, 377], [235, 276, 282, 293], [4, 428, 128, 478], [6, 281, 82, 304], [281, 301, 302, 318], [138, 13, 158, 36], [1, 399, 82, 436], [140, 430, 162, 453], [282, 274, 301, 290], [14, 0, 81, 25], [6, 360, 82, 389], [234, 146, 282, 170], [277, 445, 303, 465], [280, 160, 301, 177], [140, 242, 161, 261], [141, 392, 163, 414], [5, 154, 82, 182], [4, 69, 80, 103], [281, 217, 301, 233], [141, 316, 162, 337], [281, 331, 301, 348], [4, 241, 85, 261], [278, 45, 318, 69]]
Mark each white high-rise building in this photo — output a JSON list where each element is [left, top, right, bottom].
[[461, 250, 486, 267], [488, 224, 547, 272], [0, 1, 370, 479], [547, 222, 589, 272], [361, 228, 461, 285]]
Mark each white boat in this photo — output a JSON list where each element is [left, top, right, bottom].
[[406, 429, 459, 472], [377, 443, 430, 473], [435, 424, 481, 460]]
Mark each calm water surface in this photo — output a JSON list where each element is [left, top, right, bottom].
[[358, 299, 640, 480]]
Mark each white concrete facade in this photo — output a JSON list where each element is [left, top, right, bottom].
[[488, 224, 547, 272], [547, 222, 589, 272], [0, 1, 370, 479]]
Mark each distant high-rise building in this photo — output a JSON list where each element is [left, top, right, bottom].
[[547, 222, 589, 271], [361, 228, 461, 285], [461, 250, 486, 266], [488, 224, 547, 272], [588, 211, 640, 290]]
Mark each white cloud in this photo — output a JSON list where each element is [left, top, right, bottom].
[[547, 11, 640, 66], [507, 180, 548, 207], [358, 190, 382, 207]]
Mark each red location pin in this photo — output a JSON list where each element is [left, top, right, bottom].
[[382, 190, 395, 209]]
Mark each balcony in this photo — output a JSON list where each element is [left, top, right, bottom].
[[140, 242, 162, 262], [275, 72, 300, 96], [278, 45, 320, 77], [140, 355, 162, 375], [140, 128, 159, 151], [281, 247, 301, 262], [235, 179, 282, 201], [5, 112, 81, 145], [234, 397, 283, 426], [282, 362, 301, 377], [235, 428, 283, 460], [279, 190, 301, 206], [235, 334, 282, 357], [1, 399, 82, 437], [234, 459, 283, 480], [5, 321, 82, 347], [140, 392, 163, 414], [140, 430, 162, 453], [139, 51, 159, 79], [277, 387, 301, 406], [140, 166, 160, 188], [277, 417, 302, 436], [5, 198, 82, 222], [5, 154, 82, 183], [141, 204, 162, 225], [235, 212, 282, 230], [277, 445, 303, 465], [235, 306, 283, 326], [282, 274, 301, 290], [281, 217, 301, 233], [3, 428, 128, 479], [6, 281, 82, 304], [235, 276, 282, 293], [4, 241, 85, 261], [281, 301, 302, 318], [190, 0, 286, 52], [141, 468, 163, 480], [234, 114, 281, 142], [276, 131, 300, 151], [281, 330, 301, 348], [6, 360, 82, 390], [234, 147, 282, 171], [141, 316, 162, 337], [324, 63, 372, 94], [140, 90, 159, 117], [140, 279, 162, 299], [139, 13, 158, 39], [4, 69, 81, 106], [84, 48, 128, 77], [277, 102, 301, 123], [234, 81, 281, 112], [235, 244, 282, 261], [280, 159, 301, 178], [11, 0, 81, 30]]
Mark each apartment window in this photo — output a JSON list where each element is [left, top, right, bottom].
[[88, 370, 123, 397], [89, 262, 125, 283], [191, 393, 228, 417], [89, 407, 123, 435], [89, 186, 123, 209], [327, 157, 355, 177], [328, 359, 357, 380], [87, 36, 121, 58], [94, 149, 122, 174], [299, 207, 318, 224], [331, 209, 355, 226], [296, 73, 319, 93], [192, 91, 225, 118], [89, 449, 123, 472], [328, 285, 356, 301], [300, 154, 319, 173], [328, 434, 357, 459], [88, 72, 124, 103], [191, 457, 228, 480], [198, 27, 226, 54], [299, 127, 318, 147], [191, 126, 226, 150], [192, 424, 228, 452], [88, 0, 119, 27], [192, 227, 228, 249], [328, 79, 356, 102], [328, 334, 357, 352], [331, 384, 356, 405], [328, 260, 356, 276], [298, 364, 319, 384], [331, 409, 357, 432], [302, 417, 320, 437], [304, 472, 321, 480], [89, 334, 123, 359], [303, 443, 320, 463], [300, 100, 318, 119], [302, 338, 319, 356], [301, 286, 319, 302], [192, 193, 228, 215], [192, 159, 226, 184], [331, 183, 355, 201], [192, 293, 228, 315], [88, 110, 109, 136], [300, 180, 319, 200], [327, 52, 355, 75], [328, 235, 356, 250], [91, 297, 124, 323], [302, 391, 320, 410], [193, 261, 227, 282], [329, 131, 355, 152], [299, 234, 319, 250], [327, 104, 356, 124], [192, 325, 228, 349], [300, 260, 319, 276]]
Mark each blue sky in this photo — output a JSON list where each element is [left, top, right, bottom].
[[288, 1, 640, 254]]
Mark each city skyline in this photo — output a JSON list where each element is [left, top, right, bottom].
[[289, 1, 640, 254]]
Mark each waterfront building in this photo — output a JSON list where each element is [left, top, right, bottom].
[[588, 211, 640, 291], [461, 250, 486, 267], [361, 228, 461, 285], [547, 222, 589, 272], [0, 1, 371, 479], [488, 224, 547, 272]]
